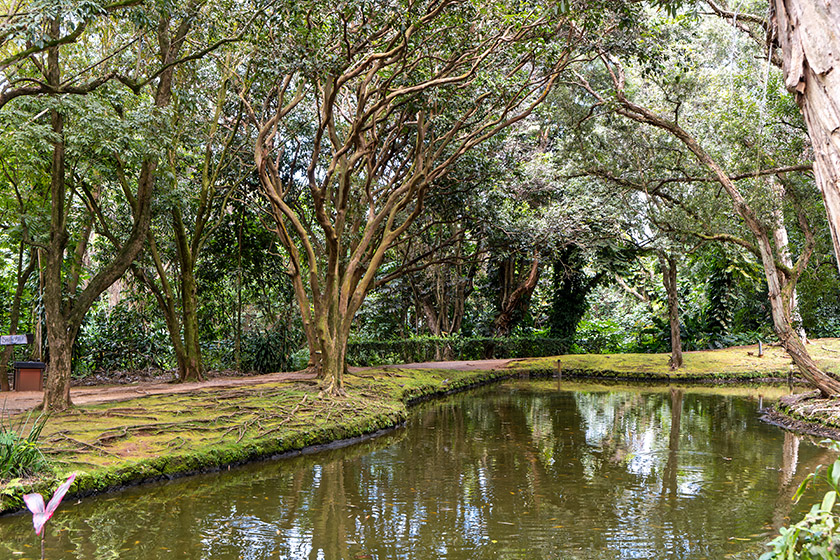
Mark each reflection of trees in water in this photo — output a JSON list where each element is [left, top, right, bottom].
[[1, 384, 832, 560], [662, 388, 683, 502]]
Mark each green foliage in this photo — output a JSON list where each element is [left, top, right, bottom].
[[0, 412, 49, 481], [761, 448, 840, 559], [571, 319, 630, 354], [242, 330, 294, 374], [74, 303, 173, 376]]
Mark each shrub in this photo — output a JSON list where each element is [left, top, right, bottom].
[[0, 412, 49, 480], [346, 335, 571, 366], [289, 348, 310, 371], [761, 447, 840, 559], [242, 330, 294, 374], [74, 303, 173, 376]]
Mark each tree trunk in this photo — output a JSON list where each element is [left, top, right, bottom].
[[180, 273, 204, 382], [594, 60, 840, 396], [0, 346, 12, 392], [41, 12, 189, 410], [773, 0, 840, 276], [42, 24, 73, 409], [493, 255, 541, 337], [315, 310, 348, 396], [659, 253, 683, 370], [770, 177, 806, 342], [42, 321, 76, 409]]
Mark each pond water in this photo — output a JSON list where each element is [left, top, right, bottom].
[[0, 381, 834, 560]]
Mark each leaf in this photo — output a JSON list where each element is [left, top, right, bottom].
[[830, 460, 840, 489], [821, 491, 837, 513], [794, 471, 818, 503]]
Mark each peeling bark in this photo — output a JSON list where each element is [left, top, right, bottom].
[[773, 0, 840, 275]]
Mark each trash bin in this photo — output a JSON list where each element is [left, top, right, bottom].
[[14, 362, 45, 391]]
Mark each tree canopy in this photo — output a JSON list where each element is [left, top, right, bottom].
[[2, 0, 840, 406]]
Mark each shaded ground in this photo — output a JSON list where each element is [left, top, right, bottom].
[[0, 363, 514, 514], [0, 371, 317, 414]]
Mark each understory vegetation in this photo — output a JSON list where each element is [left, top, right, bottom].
[[761, 447, 840, 559], [0, 413, 49, 480]]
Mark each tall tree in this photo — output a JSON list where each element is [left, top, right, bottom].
[[708, 0, 840, 276], [132, 51, 247, 382], [244, 0, 621, 394], [578, 57, 840, 395], [34, 2, 220, 409]]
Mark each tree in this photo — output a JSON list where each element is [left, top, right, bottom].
[[25, 2, 232, 410], [578, 56, 840, 395], [708, 0, 840, 277], [132, 51, 247, 382], [244, 0, 614, 394], [658, 251, 683, 369]]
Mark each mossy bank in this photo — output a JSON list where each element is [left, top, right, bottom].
[[4, 339, 840, 515], [0, 366, 514, 514]]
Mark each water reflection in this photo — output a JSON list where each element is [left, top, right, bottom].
[[0, 381, 834, 560]]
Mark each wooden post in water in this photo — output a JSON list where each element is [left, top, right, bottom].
[[556, 359, 562, 390]]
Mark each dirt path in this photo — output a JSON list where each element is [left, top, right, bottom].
[[0, 359, 515, 414]]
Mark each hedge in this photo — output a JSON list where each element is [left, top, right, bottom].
[[346, 336, 571, 366]]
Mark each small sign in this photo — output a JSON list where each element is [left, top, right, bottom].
[[0, 334, 33, 346]]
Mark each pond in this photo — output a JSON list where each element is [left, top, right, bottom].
[[0, 381, 833, 560]]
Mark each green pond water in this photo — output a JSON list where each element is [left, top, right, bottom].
[[0, 380, 834, 560]]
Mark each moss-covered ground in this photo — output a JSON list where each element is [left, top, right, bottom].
[[3, 339, 840, 515], [0, 366, 510, 514], [513, 338, 840, 380]]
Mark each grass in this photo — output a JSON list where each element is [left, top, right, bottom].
[[0, 411, 49, 480], [2, 339, 839, 513], [0, 366, 510, 513], [511, 339, 840, 380]]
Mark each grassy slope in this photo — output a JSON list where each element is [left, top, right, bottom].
[[3, 339, 840, 514]]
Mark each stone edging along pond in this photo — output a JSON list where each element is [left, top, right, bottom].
[[3, 339, 840, 516]]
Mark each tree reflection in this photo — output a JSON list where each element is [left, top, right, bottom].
[[0, 382, 831, 560]]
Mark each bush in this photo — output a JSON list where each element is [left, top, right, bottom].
[[200, 339, 236, 371], [572, 319, 631, 354], [289, 348, 310, 371], [0, 412, 49, 481], [346, 335, 571, 366], [74, 303, 173, 376], [242, 330, 295, 374], [761, 447, 840, 559]]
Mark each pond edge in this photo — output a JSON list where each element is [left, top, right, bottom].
[[1, 357, 833, 516]]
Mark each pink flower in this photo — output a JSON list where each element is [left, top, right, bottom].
[[23, 473, 77, 536]]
